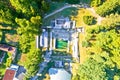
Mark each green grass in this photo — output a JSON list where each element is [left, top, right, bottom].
[[47, 1, 90, 15], [47, 2, 66, 14], [43, 7, 78, 26], [56, 39, 68, 49], [80, 0, 91, 4]]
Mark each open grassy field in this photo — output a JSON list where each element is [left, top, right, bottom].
[[46, 2, 67, 14], [80, 0, 91, 4], [43, 7, 78, 26]]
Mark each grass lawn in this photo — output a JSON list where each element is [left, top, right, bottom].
[[80, 0, 91, 4], [46, 2, 67, 14], [71, 8, 93, 27], [43, 7, 78, 26], [78, 33, 88, 64], [56, 39, 68, 49]]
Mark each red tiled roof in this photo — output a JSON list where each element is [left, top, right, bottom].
[[2, 69, 16, 80]]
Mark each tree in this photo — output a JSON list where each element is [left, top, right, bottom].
[[0, 1, 16, 25], [72, 74, 80, 80], [90, 0, 102, 7], [83, 15, 96, 25], [96, 0, 120, 16], [77, 58, 108, 80], [16, 16, 41, 53], [16, 16, 41, 35], [24, 48, 43, 78], [82, 40, 91, 47], [101, 13, 120, 29], [6, 58, 12, 67], [41, 0, 50, 13], [10, 0, 39, 17]]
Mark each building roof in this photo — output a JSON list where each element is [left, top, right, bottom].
[[0, 44, 16, 54], [49, 68, 71, 80], [3, 69, 16, 80], [10, 64, 19, 71]]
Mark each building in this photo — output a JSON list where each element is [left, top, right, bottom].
[[3, 69, 16, 80], [3, 65, 26, 80], [51, 17, 76, 29], [39, 17, 80, 59], [40, 29, 48, 48], [49, 68, 71, 80], [0, 44, 17, 60]]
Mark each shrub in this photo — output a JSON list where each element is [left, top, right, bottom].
[[96, 0, 120, 17], [82, 41, 91, 47], [90, 0, 103, 7], [6, 58, 12, 67], [83, 15, 96, 25]]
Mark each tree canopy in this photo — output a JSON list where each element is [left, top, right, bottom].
[[24, 48, 43, 78], [96, 0, 120, 16], [0, 0, 49, 79], [76, 58, 108, 80]]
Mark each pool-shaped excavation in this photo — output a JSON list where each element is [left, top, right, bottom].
[[56, 39, 68, 49]]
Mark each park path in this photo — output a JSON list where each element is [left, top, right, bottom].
[[44, 4, 81, 19]]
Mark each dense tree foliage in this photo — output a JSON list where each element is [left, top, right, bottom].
[[10, 0, 41, 17], [0, 0, 49, 79], [83, 15, 96, 25], [16, 16, 41, 53], [0, 1, 16, 25], [76, 58, 108, 80], [79, 1, 120, 79], [101, 14, 120, 29], [96, 0, 120, 16], [24, 48, 43, 78], [90, 0, 102, 7], [81, 20, 120, 80]]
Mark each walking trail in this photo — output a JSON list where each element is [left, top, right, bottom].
[[44, 4, 81, 19]]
